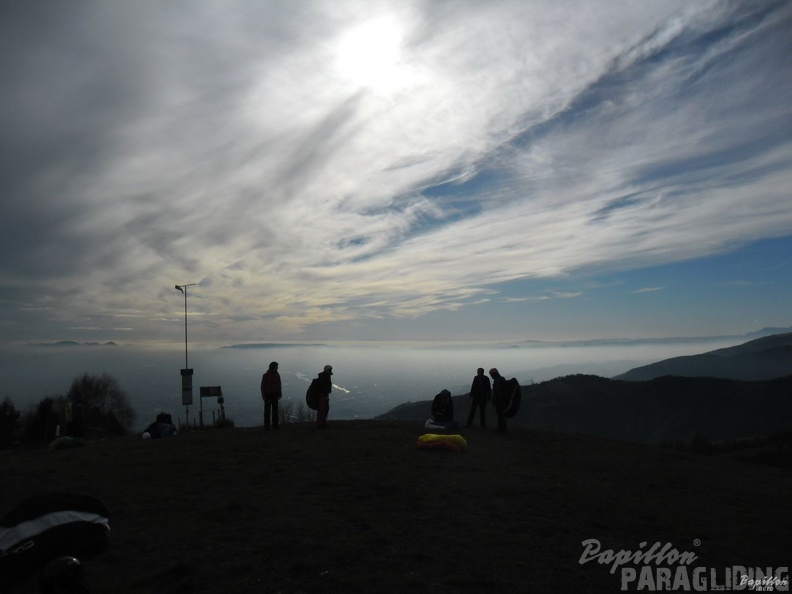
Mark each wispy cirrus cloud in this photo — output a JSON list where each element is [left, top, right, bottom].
[[1, 0, 790, 343], [630, 288, 664, 294]]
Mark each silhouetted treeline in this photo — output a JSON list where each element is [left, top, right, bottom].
[[0, 373, 136, 449]]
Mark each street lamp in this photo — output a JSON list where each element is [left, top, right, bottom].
[[175, 283, 196, 427], [175, 283, 196, 368]]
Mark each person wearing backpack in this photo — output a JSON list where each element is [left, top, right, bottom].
[[316, 364, 333, 428], [466, 367, 491, 429], [489, 367, 508, 433], [260, 361, 282, 430]]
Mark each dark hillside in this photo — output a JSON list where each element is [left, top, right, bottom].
[[614, 332, 792, 381], [378, 375, 792, 445], [2, 422, 788, 593], [709, 331, 792, 355], [518, 374, 792, 444]]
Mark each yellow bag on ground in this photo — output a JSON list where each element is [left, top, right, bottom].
[[416, 433, 467, 452]]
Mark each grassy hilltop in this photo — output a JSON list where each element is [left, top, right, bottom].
[[1, 421, 790, 593]]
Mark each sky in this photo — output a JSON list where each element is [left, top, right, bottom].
[[1, 0, 791, 347]]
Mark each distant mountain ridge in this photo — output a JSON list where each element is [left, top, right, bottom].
[[223, 343, 329, 349], [33, 341, 118, 347], [744, 326, 792, 339], [497, 326, 792, 348], [614, 332, 792, 381]]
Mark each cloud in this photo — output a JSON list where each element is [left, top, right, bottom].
[[1, 0, 791, 343]]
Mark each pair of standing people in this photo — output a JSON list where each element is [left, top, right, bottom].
[[466, 367, 509, 433], [260, 362, 334, 429]]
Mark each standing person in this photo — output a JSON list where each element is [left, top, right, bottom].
[[316, 364, 333, 428], [489, 368, 508, 433], [260, 361, 282, 430], [466, 368, 491, 428]]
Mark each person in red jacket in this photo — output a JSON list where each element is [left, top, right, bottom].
[[260, 361, 282, 430]]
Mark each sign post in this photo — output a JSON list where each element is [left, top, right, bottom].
[[181, 368, 194, 426], [199, 386, 224, 428], [175, 283, 196, 427]]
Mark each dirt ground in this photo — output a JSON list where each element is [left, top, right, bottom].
[[1, 421, 790, 593]]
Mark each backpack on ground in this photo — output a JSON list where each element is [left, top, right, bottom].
[[502, 378, 522, 418], [305, 378, 320, 411], [0, 493, 110, 583]]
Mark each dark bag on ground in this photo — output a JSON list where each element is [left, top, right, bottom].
[[305, 378, 320, 411], [501, 378, 522, 418], [0, 493, 110, 583]]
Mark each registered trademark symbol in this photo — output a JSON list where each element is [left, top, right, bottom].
[[693, 539, 701, 546]]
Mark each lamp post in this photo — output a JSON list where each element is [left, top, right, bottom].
[[175, 283, 196, 427]]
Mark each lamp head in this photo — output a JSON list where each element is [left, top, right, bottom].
[[175, 285, 184, 293]]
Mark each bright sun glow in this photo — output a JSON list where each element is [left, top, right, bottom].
[[335, 17, 408, 93]]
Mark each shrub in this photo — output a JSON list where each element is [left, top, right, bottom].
[[0, 397, 21, 449], [20, 397, 59, 446], [215, 417, 235, 429], [66, 373, 136, 438], [277, 398, 315, 425], [294, 401, 315, 423], [278, 399, 294, 425]]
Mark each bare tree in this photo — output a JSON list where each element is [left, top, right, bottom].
[[275, 398, 315, 424], [278, 399, 294, 425], [67, 372, 136, 437], [294, 401, 316, 423], [0, 398, 21, 448]]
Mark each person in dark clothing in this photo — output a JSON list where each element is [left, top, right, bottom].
[[260, 361, 282, 430], [466, 367, 491, 428], [316, 364, 333, 428], [489, 368, 508, 433], [431, 389, 456, 428]]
